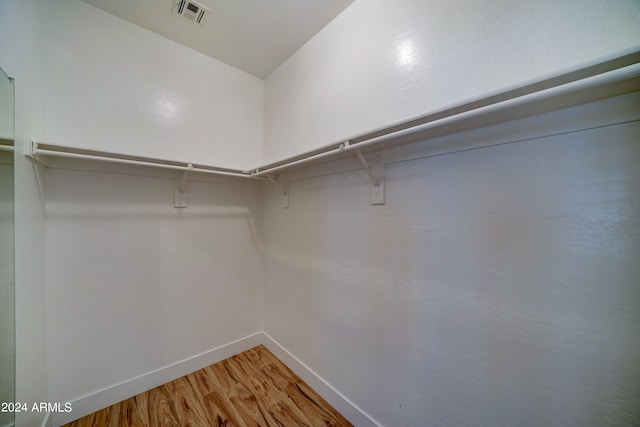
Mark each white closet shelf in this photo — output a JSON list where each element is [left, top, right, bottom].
[[27, 143, 255, 179], [250, 48, 640, 177], [28, 48, 640, 207]]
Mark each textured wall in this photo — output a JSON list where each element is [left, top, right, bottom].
[[264, 0, 640, 163], [261, 96, 640, 426], [45, 167, 264, 407], [46, 0, 264, 170]]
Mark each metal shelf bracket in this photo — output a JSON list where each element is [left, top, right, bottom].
[[174, 163, 193, 208], [24, 139, 37, 159], [24, 139, 50, 167], [355, 149, 384, 205], [267, 173, 289, 208]]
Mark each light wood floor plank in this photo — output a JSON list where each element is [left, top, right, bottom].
[[243, 346, 275, 369], [63, 345, 353, 427], [254, 349, 351, 427], [263, 363, 351, 427], [90, 402, 121, 427], [202, 388, 249, 427], [211, 358, 280, 426], [228, 354, 289, 408], [147, 384, 180, 426], [227, 354, 313, 426], [185, 365, 222, 396], [164, 377, 213, 427], [120, 394, 149, 427]]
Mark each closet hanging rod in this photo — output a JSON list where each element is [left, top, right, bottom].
[[30, 48, 640, 180], [0, 145, 14, 152], [32, 145, 259, 179], [190, 165, 262, 179], [252, 58, 640, 177], [252, 147, 344, 177], [36, 148, 191, 171], [342, 61, 640, 155]]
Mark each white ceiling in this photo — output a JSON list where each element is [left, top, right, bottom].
[[80, 0, 355, 79]]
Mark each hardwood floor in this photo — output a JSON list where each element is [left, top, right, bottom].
[[63, 345, 352, 427]]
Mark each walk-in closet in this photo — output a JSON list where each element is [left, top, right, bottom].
[[1, 1, 639, 426]]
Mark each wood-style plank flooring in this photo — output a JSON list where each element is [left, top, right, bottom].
[[63, 345, 352, 427]]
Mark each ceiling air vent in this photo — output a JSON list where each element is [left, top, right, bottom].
[[173, 0, 210, 24]]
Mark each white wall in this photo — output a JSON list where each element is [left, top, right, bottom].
[[40, 2, 266, 423], [261, 94, 640, 426], [45, 165, 263, 422], [263, 0, 640, 163], [46, 0, 264, 170], [0, 1, 50, 426]]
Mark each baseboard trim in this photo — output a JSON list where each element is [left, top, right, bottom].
[[259, 332, 383, 427], [52, 332, 263, 427], [51, 331, 380, 427], [41, 411, 51, 427]]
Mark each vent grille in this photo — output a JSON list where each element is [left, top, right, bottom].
[[173, 0, 209, 25]]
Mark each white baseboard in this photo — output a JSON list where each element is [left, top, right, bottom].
[[52, 332, 263, 427], [41, 411, 51, 427], [51, 331, 379, 427], [259, 332, 382, 427]]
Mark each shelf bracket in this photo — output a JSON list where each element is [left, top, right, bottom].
[[24, 139, 42, 161], [24, 139, 50, 167], [266, 173, 289, 208], [174, 163, 193, 208], [355, 149, 384, 205], [24, 139, 37, 159], [340, 140, 351, 152]]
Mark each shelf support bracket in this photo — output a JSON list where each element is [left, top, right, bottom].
[[25, 139, 37, 159], [174, 163, 193, 208], [267, 173, 289, 208], [355, 149, 384, 205], [24, 139, 50, 167]]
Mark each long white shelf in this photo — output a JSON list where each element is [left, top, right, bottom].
[[30, 144, 254, 179], [28, 48, 640, 206], [250, 47, 640, 176]]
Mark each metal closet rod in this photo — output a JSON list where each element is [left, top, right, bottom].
[[33, 48, 640, 179], [0, 145, 14, 152], [251, 48, 640, 177], [32, 145, 257, 179]]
